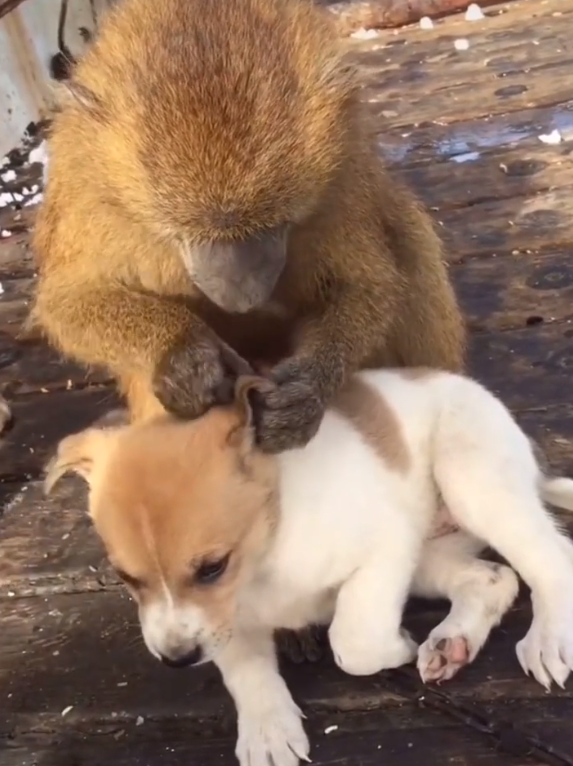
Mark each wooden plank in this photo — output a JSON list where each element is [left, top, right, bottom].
[[2, 239, 571, 397], [0, 478, 107, 596], [349, 0, 573, 126], [468, 321, 573, 411], [377, 101, 573, 168], [0, 335, 110, 396], [399, 141, 573, 212], [0, 589, 570, 730], [0, 0, 30, 20], [2, 392, 572, 595], [324, 0, 516, 36], [0, 316, 572, 479], [2, 404, 572, 598], [519, 405, 573, 476], [452, 249, 573, 332], [0, 238, 110, 394], [2, 705, 560, 766], [437, 185, 573, 259], [0, 388, 120, 480], [0, 230, 35, 278]]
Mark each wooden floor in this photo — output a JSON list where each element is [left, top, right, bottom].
[[2, 1, 573, 764]]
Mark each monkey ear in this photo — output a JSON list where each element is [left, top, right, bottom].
[[226, 374, 275, 454], [44, 427, 119, 496]]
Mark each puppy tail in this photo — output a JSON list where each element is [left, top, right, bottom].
[[541, 476, 573, 513]]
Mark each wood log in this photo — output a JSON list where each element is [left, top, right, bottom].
[[320, 0, 519, 35], [0, 0, 25, 20]]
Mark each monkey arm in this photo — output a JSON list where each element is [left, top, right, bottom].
[[294, 271, 403, 401], [31, 276, 206, 374], [253, 273, 398, 454]]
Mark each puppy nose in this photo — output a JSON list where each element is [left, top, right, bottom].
[[160, 646, 203, 668]]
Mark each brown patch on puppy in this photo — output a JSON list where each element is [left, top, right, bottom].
[[332, 377, 410, 473]]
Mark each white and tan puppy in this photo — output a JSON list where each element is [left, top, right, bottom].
[[46, 368, 573, 766]]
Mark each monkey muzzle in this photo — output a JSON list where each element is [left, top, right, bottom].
[[182, 228, 288, 313]]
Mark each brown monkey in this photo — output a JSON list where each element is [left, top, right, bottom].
[[31, 0, 464, 659], [31, 0, 465, 450]]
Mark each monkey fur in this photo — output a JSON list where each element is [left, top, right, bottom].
[[31, 0, 465, 660]]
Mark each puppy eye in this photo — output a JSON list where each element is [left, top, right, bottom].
[[115, 568, 145, 590], [194, 554, 231, 585]]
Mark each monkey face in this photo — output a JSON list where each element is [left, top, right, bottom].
[[181, 226, 288, 313]]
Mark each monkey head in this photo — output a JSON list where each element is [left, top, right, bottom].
[[54, 0, 358, 313]]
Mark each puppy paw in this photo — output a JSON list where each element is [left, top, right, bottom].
[[330, 626, 417, 676], [236, 693, 310, 766], [516, 616, 573, 690], [418, 634, 470, 683]]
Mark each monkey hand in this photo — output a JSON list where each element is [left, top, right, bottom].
[[154, 336, 252, 419], [252, 357, 326, 454]]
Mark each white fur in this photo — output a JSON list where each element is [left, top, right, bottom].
[[191, 370, 573, 766]]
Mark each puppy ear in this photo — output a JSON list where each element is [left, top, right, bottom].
[[226, 374, 275, 453], [44, 427, 118, 496]]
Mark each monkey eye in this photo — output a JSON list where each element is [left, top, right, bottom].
[[114, 567, 146, 590], [194, 554, 231, 585]]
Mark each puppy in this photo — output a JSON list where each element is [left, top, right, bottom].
[[45, 368, 573, 766]]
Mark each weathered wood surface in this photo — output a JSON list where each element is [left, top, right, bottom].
[[323, 0, 515, 35], [2, 1, 573, 765]]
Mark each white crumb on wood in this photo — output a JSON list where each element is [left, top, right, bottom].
[[0, 283, 5, 295], [538, 129, 562, 145], [419, 16, 434, 29], [1, 169, 16, 182], [465, 3, 484, 21], [136, 716, 145, 726], [61, 705, 74, 716], [0, 192, 14, 207], [350, 27, 379, 39], [0, 230, 11, 238], [454, 38, 470, 50], [324, 725, 338, 735]]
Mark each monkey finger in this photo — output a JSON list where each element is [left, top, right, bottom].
[[259, 381, 316, 410]]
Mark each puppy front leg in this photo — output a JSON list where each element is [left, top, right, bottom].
[[215, 628, 310, 766], [329, 519, 420, 676]]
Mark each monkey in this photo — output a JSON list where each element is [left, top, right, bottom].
[[30, 0, 465, 662]]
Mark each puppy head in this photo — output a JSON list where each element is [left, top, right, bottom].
[[45, 376, 279, 667]]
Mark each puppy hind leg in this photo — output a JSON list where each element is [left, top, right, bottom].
[[413, 533, 519, 683], [435, 467, 573, 689]]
